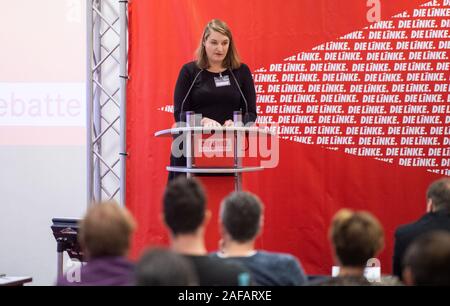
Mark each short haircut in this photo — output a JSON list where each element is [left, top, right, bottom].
[[330, 209, 384, 267], [220, 192, 263, 242], [135, 247, 198, 286], [426, 178, 450, 211], [78, 201, 136, 258], [163, 177, 206, 235], [403, 231, 450, 286]]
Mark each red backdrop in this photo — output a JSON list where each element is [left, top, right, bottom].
[[127, 0, 449, 274]]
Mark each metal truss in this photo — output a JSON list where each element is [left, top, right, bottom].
[[86, 0, 128, 206]]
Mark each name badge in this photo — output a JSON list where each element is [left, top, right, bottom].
[[214, 75, 231, 87]]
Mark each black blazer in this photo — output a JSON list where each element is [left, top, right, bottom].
[[392, 210, 450, 278]]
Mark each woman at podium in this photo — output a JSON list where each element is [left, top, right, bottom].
[[169, 19, 257, 180]]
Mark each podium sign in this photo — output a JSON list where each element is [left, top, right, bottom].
[[194, 133, 236, 168]]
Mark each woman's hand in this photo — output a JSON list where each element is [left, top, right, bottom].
[[223, 120, 234, 127], [201, 117, 221, 128]]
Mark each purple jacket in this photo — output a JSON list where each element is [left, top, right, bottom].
[[57, 256, 135, 286]]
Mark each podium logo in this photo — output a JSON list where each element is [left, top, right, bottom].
[[198, 138, 233, 154], [171, 117, 279, 168]]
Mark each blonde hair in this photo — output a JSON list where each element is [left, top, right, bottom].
[[330, 209, 384, 267], [79, 201, 136, 259], [196, 19, 241, 70]]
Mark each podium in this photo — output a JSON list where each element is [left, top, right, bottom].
[[155, 111, 275, 250], [51, 218, 83, 280]]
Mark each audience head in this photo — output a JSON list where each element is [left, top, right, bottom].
[[403, 231, 450, 286], [330, 209, 384, 267], [426, 178, 450, 212], [163, 177, 207, 236], [78, 201, 136, 259], [135, 247, 198, 286], [220, 191, 263, 243]]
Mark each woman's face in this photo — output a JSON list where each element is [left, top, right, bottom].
[[203, 30, 229, 67]]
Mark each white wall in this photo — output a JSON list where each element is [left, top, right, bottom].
[[0, 0, 87, 285], [0, 148, 86, 285]]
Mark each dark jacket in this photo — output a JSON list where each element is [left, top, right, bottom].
[[393, 210, 450, 278]]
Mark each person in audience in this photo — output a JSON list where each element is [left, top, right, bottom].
[[402, 231, 450, 286], [314, 209, 390, 286], [393, 178, 450, 279], [135, 247, 198, 286], [57, 201, 136, 286], [162, 177, 251, 286], [212, 191, 307, 286]]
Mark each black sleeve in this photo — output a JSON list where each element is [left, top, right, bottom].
[[239, 64, 257, 124], [173, 64, 192, 123]]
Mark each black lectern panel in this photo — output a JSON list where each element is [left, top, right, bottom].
[[51, 218, 83, 261]]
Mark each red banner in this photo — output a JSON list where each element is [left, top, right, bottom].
[[127, 0, 449, 274]]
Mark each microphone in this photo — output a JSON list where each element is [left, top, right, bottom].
[[229, 69, 250, 124], [179, 69, 203, 123]]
